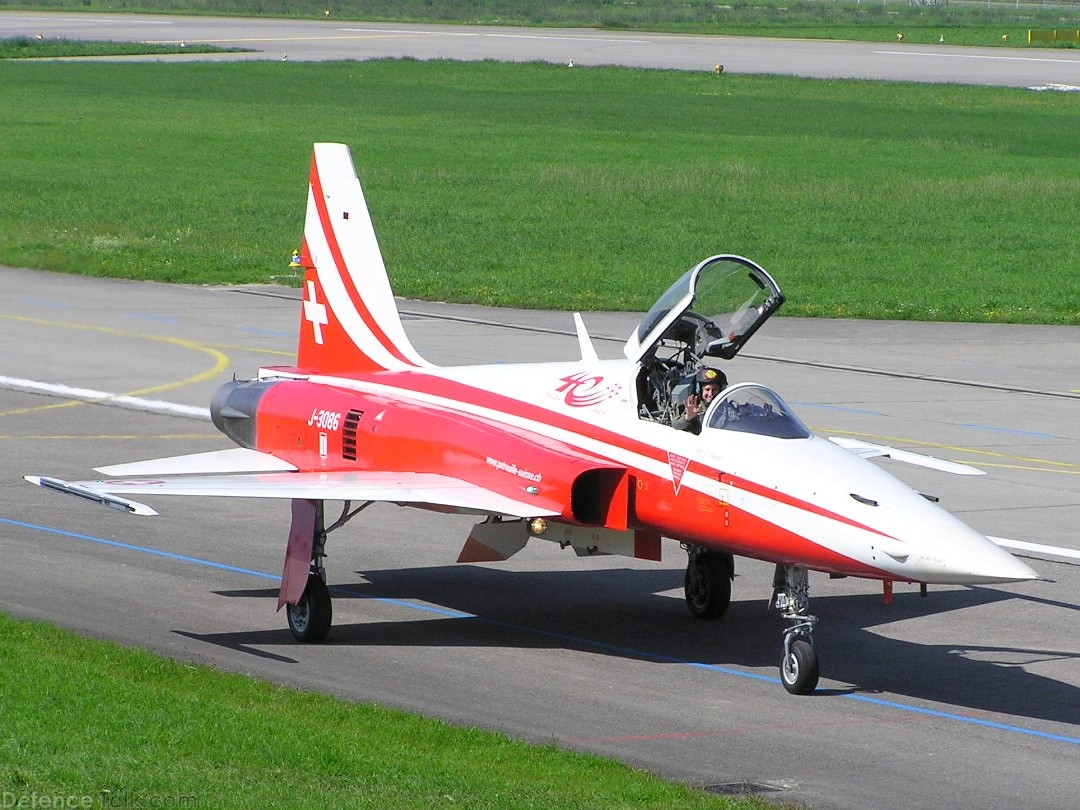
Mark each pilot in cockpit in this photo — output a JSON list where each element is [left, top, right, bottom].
[[673, 366, 727, 434]]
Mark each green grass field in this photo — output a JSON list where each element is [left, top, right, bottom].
[[0, 612, 766, 810], [0, 35, 241, 58], [1, 59, 1078, 322]]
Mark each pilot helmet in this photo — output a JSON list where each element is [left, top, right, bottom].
[[696, 366, 727, 389]]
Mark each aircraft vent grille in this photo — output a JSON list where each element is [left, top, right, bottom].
[[342, 409, 363, 460]]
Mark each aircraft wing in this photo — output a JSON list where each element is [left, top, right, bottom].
[[828, 436, 984, 476], [25, 468, 562, 519]]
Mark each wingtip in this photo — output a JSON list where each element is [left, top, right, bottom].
[[25, 475, 159, 516]]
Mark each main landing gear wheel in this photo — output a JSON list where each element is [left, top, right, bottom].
[[287, 573, 332, 643], [780, 635, 819, 695], [683, 548, 733, 620], [283, 500, 371, 644]]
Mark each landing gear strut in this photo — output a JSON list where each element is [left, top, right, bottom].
[[683, 546, 734, 620], [772, 564, 819, 695], [284, 499, 371, 643]]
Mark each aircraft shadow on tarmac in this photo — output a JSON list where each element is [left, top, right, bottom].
[[189, 563, 1080, 728]]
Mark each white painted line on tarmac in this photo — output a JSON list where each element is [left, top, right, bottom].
[[0, 375, 210, 421], [991, 536, 1080, 562], [338, 27, 650, 44], [875, 49, 1080, 66]]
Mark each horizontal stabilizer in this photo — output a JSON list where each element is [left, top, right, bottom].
[[829, 437, 984, 476], [95, 448, 298, 477]]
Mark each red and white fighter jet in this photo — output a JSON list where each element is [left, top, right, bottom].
[[27, 143, 1037, 694]]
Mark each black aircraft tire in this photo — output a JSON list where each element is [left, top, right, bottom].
[[287, 574, 333, 643], [683, 551, 733, 620], [780, 637, 819, 695]]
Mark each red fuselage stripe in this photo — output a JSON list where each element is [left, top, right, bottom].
[[722, 473, 896, 541], [318, 368, 895, 546]]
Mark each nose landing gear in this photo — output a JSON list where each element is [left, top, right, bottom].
[[773, 564, 819, 695]]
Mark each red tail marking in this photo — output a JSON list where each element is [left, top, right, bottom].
[[308, 156, 417, 368]]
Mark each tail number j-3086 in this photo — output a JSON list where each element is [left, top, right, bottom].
[[307, 409, 342, 431]]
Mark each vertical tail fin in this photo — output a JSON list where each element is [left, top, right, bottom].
[[295, 143, 429, 374]]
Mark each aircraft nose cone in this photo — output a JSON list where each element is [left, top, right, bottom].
[[900, 518, 1040, 585], [982, 546, 1039, 583], [927, 536, 1039, 585]]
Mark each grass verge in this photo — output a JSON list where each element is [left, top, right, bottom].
[[0, 36, 245, 58], [0, 611, 767, 810], [1, 59, 1077, 322]]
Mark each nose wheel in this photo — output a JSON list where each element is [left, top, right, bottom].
[[773, 564, 819, 695], [780, 631, 819, 695]]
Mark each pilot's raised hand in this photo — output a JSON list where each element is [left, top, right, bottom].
[[684, 393, 703, 420]]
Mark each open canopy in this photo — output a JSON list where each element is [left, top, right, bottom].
[[624, 255, 785, 364]]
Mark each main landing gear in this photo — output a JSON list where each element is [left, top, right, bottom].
[[285, 499, 371, 643], [772, 564, 819, 695], [683, 548, 820, 695], [283, 509, 821, 694], [683, 546, 734, 620], [287, 571, 332, 642]]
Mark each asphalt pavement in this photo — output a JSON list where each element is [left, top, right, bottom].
[[2, 266, 1079, 810], [3, 11, 1080, 88]]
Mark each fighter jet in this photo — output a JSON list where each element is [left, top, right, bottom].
[[27, 143, 1037, 694]]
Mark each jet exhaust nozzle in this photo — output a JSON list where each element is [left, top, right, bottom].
[[210, 379, 278, 449]]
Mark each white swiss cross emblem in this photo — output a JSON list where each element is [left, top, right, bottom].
[[303, 279, 328, 345]]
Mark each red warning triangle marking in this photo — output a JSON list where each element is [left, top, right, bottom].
[[668, 452, 689, 495]]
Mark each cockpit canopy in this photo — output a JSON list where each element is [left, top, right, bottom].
[[704, 383, 810, 439], [629, 255, 785, 426], [624, 255, 784, 364]]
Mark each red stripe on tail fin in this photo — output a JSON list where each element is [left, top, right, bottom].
[[295, 143, 430, 374]]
